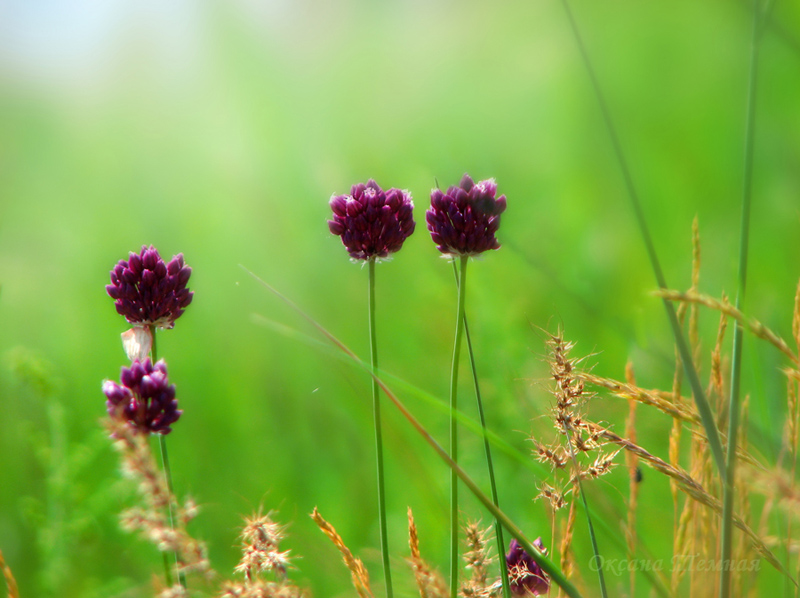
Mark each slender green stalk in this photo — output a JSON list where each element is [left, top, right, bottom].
[[558, 0, 726, 479], [243, 267, 584, 598], [368, 258, 393, 598], [149, 326, 185, 589], [451, 260, 511, 598], [449, 255, 468, 598], [720, 4, 762, 597]]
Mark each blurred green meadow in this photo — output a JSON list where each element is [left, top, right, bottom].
[[1, 1, 799, 596]]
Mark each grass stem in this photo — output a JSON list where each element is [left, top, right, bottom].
[[451, 259, 511, 598], [368, 258, 394, 598], [558, 0, 727, 479], [449, 255, 469, 598], [720, 3, 762, 597]]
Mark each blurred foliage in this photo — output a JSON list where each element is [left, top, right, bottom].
[[1, 1, 799, 596]]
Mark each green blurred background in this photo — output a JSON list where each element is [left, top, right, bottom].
[[1, 1, 799, 596]]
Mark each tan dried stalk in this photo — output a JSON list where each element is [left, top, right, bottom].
[[624, 362, 640, 597], [0, 549, 19, 598], [580, 422, 785, 574], [559, 498, 577, 589], [407, 508, 448, 598], [689, 216, 702, 370], [310, 508, 373, 598], [655, 289, 799, 365], [576, 372, 700, 424]]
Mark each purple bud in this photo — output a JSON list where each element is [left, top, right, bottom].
[[426, 174, 507, 256], [103, 358, 181, 435], [106, 245, 194, 329], [328, 180, 415, 261], [506, 538, 550, 596]]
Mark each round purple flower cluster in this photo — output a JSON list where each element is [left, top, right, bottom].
[[103, 358, 181, 435], [106, 245, 193, 329], [328, 180, 416, 261], [426, 174, 507, 256], [506, 538, 550, 596]]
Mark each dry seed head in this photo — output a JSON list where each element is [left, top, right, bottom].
[[235, 512, 292, 581], [460, 520, 501, 598], [533, 440, 568, 470], [581, 450, 620, 480], [536, 483, 568, 511], [105, 417, 211, 579], [219, 580, 306, 598]]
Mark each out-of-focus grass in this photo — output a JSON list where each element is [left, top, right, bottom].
[[1, 1, 799, 596]]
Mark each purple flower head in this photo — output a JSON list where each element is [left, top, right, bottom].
[[426, 174, 507, 256], [103, 358, 181, 435], [106, 245, 193, 329], [328, 180, 416, 261], [506, 538, 550, 596]]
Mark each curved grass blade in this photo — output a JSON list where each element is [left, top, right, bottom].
[[242, 266, 585, 598]]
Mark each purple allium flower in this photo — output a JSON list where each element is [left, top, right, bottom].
[[328, 180, 415, 261], [426, 174, 507, 256], [106, 245, 193, 329], [506, 538, 550, 596], [103, 358, 181, 435]]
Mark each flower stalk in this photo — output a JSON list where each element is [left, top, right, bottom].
[[453, 260, 511, 598], [449, 254, 468, 598], [368, 258, 393, 598], [150, 327, 186, 590]]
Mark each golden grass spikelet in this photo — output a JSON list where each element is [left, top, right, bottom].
[[310, 507, 373, 598], [0, 549, 19, 598], [407, 508, 448, 598], [578, 372, 700, 424]]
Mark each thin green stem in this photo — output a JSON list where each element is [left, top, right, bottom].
[[451, 260, 510, 598], [368, 258, 393, 598], [449, 255, 468, 598], [149, 326, 185, 589], [559, 0, 726, 479], [720, 3, 762, 597]]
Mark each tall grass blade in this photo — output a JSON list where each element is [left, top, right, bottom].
[[558, 0, 727, 478], [243, 266, 585, 598], [720, 2, 767, 597]]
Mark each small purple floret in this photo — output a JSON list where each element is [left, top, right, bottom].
[[426, 173, 507, 256], [103, 358, 181, 435], [506, 538, 550, 596], [106, 245, 193, 328], [328, 180, 415, 261]]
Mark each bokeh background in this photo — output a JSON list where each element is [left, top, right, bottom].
[[1, 1, 799, 596]]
